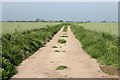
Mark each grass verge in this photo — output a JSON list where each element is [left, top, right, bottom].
[[71, 24, 119, 68], [1, 24, 62, 80]]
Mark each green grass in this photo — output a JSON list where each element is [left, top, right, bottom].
[[79, 23, 118, 35], [1, 22, 60, 35], [71, 24, 118, 68], [58, 39, 67, 44], [56, 65, 68, 70]]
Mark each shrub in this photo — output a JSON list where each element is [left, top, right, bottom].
[[58, 39, 66, 44]]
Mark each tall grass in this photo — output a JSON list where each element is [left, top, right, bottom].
[[1, 24, 62, 80], [71, 24, 118, 68]]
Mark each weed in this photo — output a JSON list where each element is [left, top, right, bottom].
[[56, 65, 68, 70], [58, 39, 66, 44], [63, 26, 68, 32], [55, 50, 60, 52], [60, 35, 68, 37], [52, 46, 58, 48]]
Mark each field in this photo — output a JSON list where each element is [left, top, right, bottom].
[[1, 22, 119, 79], [79, 23, 118, 35], [1, 22, 60, 35]]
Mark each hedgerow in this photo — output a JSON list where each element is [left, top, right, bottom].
[[1, 24, 62, 80], [71, 24, 118, 68]]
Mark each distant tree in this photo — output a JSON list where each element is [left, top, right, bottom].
[[7, 20, 13, 22], [80, 21, 84, 23], [35, 18, 40, 22], [54, 20, 58, 22], [101, 20, 107, 23], [86, 20, 91, 23], [59, 20, 64, 22]]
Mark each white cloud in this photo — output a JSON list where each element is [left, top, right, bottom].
[[1, 0, 120, 2]]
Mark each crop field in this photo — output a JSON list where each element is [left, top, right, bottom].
[[1, 22, 60, 35], [79, 23, 118, 35]]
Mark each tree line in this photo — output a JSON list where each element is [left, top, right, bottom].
[[2, 18, 117, 23]]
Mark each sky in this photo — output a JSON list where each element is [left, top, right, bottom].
[[2, 2, 119, 22], [1, 0, 119, 2]]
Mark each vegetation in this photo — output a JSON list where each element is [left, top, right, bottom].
[[63, 26, 68, 32], [63, 51, 65, 52], [80, 23, 118, 35], [58, 39, 67, 44], [55, 50, 60, 52], [1, 24, 62, 80], [56, 65, 68, 70], [60, 35, 68, 37], [52, 46, 58, 48], [1, 22, 60, 35], [71, 24, 118, 68]]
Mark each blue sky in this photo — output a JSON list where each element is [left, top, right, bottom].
[[2, 2, 118, 22], [1, 0, 119, 2]]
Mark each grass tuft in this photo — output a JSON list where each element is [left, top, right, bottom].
[[58, 39, 66, 44], [56, 65, 68, 70], [52, 46, 58, 48], [55, 50, 60, 52], [60, 35, 68, 37]]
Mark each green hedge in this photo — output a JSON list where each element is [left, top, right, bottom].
[[1, 24, 62, 80], [71, 24, 118, 68]]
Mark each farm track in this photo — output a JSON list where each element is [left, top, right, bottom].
[[12, 26, 107, 78]]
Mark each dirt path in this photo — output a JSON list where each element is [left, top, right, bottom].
[[13, 26, 107, 78]]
